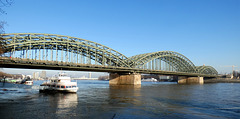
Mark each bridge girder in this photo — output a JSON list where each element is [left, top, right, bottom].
[[1, 33, 218, 75], [196, 66, 218, 75], [129, 51, 197, 73], [2, 33, 131, 67]]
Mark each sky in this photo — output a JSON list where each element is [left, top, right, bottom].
[[0, 0, 240, 75]]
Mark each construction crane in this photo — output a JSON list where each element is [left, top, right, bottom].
[[223, 65, 238, 71], [222, 65, 238, 79]]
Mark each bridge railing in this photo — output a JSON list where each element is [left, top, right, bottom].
[[0, 56, 130, 70], [0, 56, 218, 77]]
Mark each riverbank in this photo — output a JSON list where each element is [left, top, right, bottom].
[[205, 78, 240, 83]]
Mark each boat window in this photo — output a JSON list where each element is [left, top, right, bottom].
[[61, 86, 64, 88], [57, 85, 60, 88], [72, 86, 76, 88], [52, 85, 55, 87]]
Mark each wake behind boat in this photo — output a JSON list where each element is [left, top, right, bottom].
[[39, 72, 78, 93]]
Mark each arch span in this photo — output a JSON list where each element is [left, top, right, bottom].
[[129, 51, 196, 73], [196, 66, 218, 75], [2, 33, 131, 67]]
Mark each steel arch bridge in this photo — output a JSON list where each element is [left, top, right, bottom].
[[0, 33, 218, 77]]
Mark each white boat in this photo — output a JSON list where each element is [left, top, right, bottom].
[[141, 78, 158, 82], [25, 80, 33, 85], [39, 72, 78, 93]]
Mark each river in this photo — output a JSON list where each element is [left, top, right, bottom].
[[0, 80, 239, 119]]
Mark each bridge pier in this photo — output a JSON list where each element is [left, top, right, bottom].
[[109, 73, 141, 85], [178, 76, 204, 84]]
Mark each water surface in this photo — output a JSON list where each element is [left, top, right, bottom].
[[0, 80, 239, 119]]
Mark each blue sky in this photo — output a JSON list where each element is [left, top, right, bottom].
[[1, 0, 240, 74]]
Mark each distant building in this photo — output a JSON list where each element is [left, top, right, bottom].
[[89, 72, 91, 79], [159, 75, 170, 80], [41, 71, 46, 79], [12, 74, 23, 79], [33, 72, 39, 80]]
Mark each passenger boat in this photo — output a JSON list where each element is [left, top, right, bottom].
[[141, 78, 158, 82], [39, 72, 78, 93], [25, 80, 33, 85]]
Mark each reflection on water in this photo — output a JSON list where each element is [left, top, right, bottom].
[[43, 93, 78, 115], [109, 85, 141, 106], [0, 81, 240, 119]]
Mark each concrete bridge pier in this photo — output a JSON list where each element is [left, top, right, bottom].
[[178, 76, 204, 84], [109, 73, 141, 85]]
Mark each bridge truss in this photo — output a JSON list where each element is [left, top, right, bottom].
[[0, 33, 218, 77]]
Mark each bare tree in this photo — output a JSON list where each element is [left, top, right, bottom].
[[0, 0, 14, 55], [0, 22, 6, 55], [0, 21, 6, 34], [0, 0, 14, 14], [0, 0, 13, 32]]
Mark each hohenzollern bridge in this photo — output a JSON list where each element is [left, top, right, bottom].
[[0, 33, 218, 84]]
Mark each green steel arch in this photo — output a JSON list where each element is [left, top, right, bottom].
[[1, 33, 218, 75], [1, 33, 131, 67], [196, 66, 218, 75], [129, 51, 197, 73]]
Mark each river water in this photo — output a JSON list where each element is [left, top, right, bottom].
[[0, 80, 239, 119]]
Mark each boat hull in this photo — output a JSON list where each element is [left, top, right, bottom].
[[25, 81, 33, 85], [39, 88, 78, 93]]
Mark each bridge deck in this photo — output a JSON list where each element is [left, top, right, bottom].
[[0, 57, 217, 78]]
